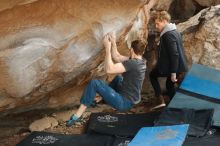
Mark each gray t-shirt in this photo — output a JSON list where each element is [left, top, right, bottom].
[[119, 58, 146, 104]]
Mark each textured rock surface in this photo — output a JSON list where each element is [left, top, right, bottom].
[[159, 0, 220, 21], [154, 0, 174, 11], [149, 0, 197, 21], [178, 5, 220, 69], [195, 0, 220, 6], [0, 0, 158, 115], [29, 117, 58, 131]]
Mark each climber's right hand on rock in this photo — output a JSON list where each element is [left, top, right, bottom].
[[108, 31, 116, 43], [103, 34, 111, 52]]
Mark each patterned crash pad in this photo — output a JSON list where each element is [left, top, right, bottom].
[[16, 132, 113, 146], [87, 112, 161, 137]]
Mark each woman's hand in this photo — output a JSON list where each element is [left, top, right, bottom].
[[171, 73, 178, 82]]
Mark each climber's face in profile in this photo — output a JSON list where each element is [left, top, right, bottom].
[[155, 19, 168, 32]]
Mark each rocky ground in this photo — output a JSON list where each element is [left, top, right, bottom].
[[0, 89, 166, 146]]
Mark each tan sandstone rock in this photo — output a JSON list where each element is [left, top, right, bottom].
[[0, 0, 159, 115], [195, 0, 220, 7], [29, 116, 58, 132], [177, 5, 220, 69]]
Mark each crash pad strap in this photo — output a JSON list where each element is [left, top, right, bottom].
[[178, 88, 220, 104]]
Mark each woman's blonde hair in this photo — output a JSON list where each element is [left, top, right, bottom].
[[152, 11, 171, 22]]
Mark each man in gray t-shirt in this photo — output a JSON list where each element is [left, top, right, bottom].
[[66, 33, 146, 127], [120, 58, 146, 104]]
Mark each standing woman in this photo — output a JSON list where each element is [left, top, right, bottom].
[[143, 8, 188, 109]]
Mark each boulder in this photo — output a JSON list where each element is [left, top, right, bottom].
[[0, 0, 158, 115], [178, 5, 220, 69], [29, 117, 58, 132]]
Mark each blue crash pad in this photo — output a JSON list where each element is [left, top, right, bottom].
[[180, 64, 220, 100], [128, 124, 189, 146]]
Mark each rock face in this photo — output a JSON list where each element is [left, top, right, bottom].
[[156, 0, 220, 21], [154, 0, 174, 11], [0, 0, 155, 115], [195, 0, 220, 6], [153, 0, 220, 13], [178, 5, 220, 69]]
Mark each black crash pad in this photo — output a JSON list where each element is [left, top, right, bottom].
[[16, 131, 113, 146], [87, 112, 161, 137]]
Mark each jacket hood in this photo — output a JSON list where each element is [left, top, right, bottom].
[[160, 23, 176, 37]]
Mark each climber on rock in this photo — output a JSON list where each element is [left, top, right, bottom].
[[66, 32, 146, 127]]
